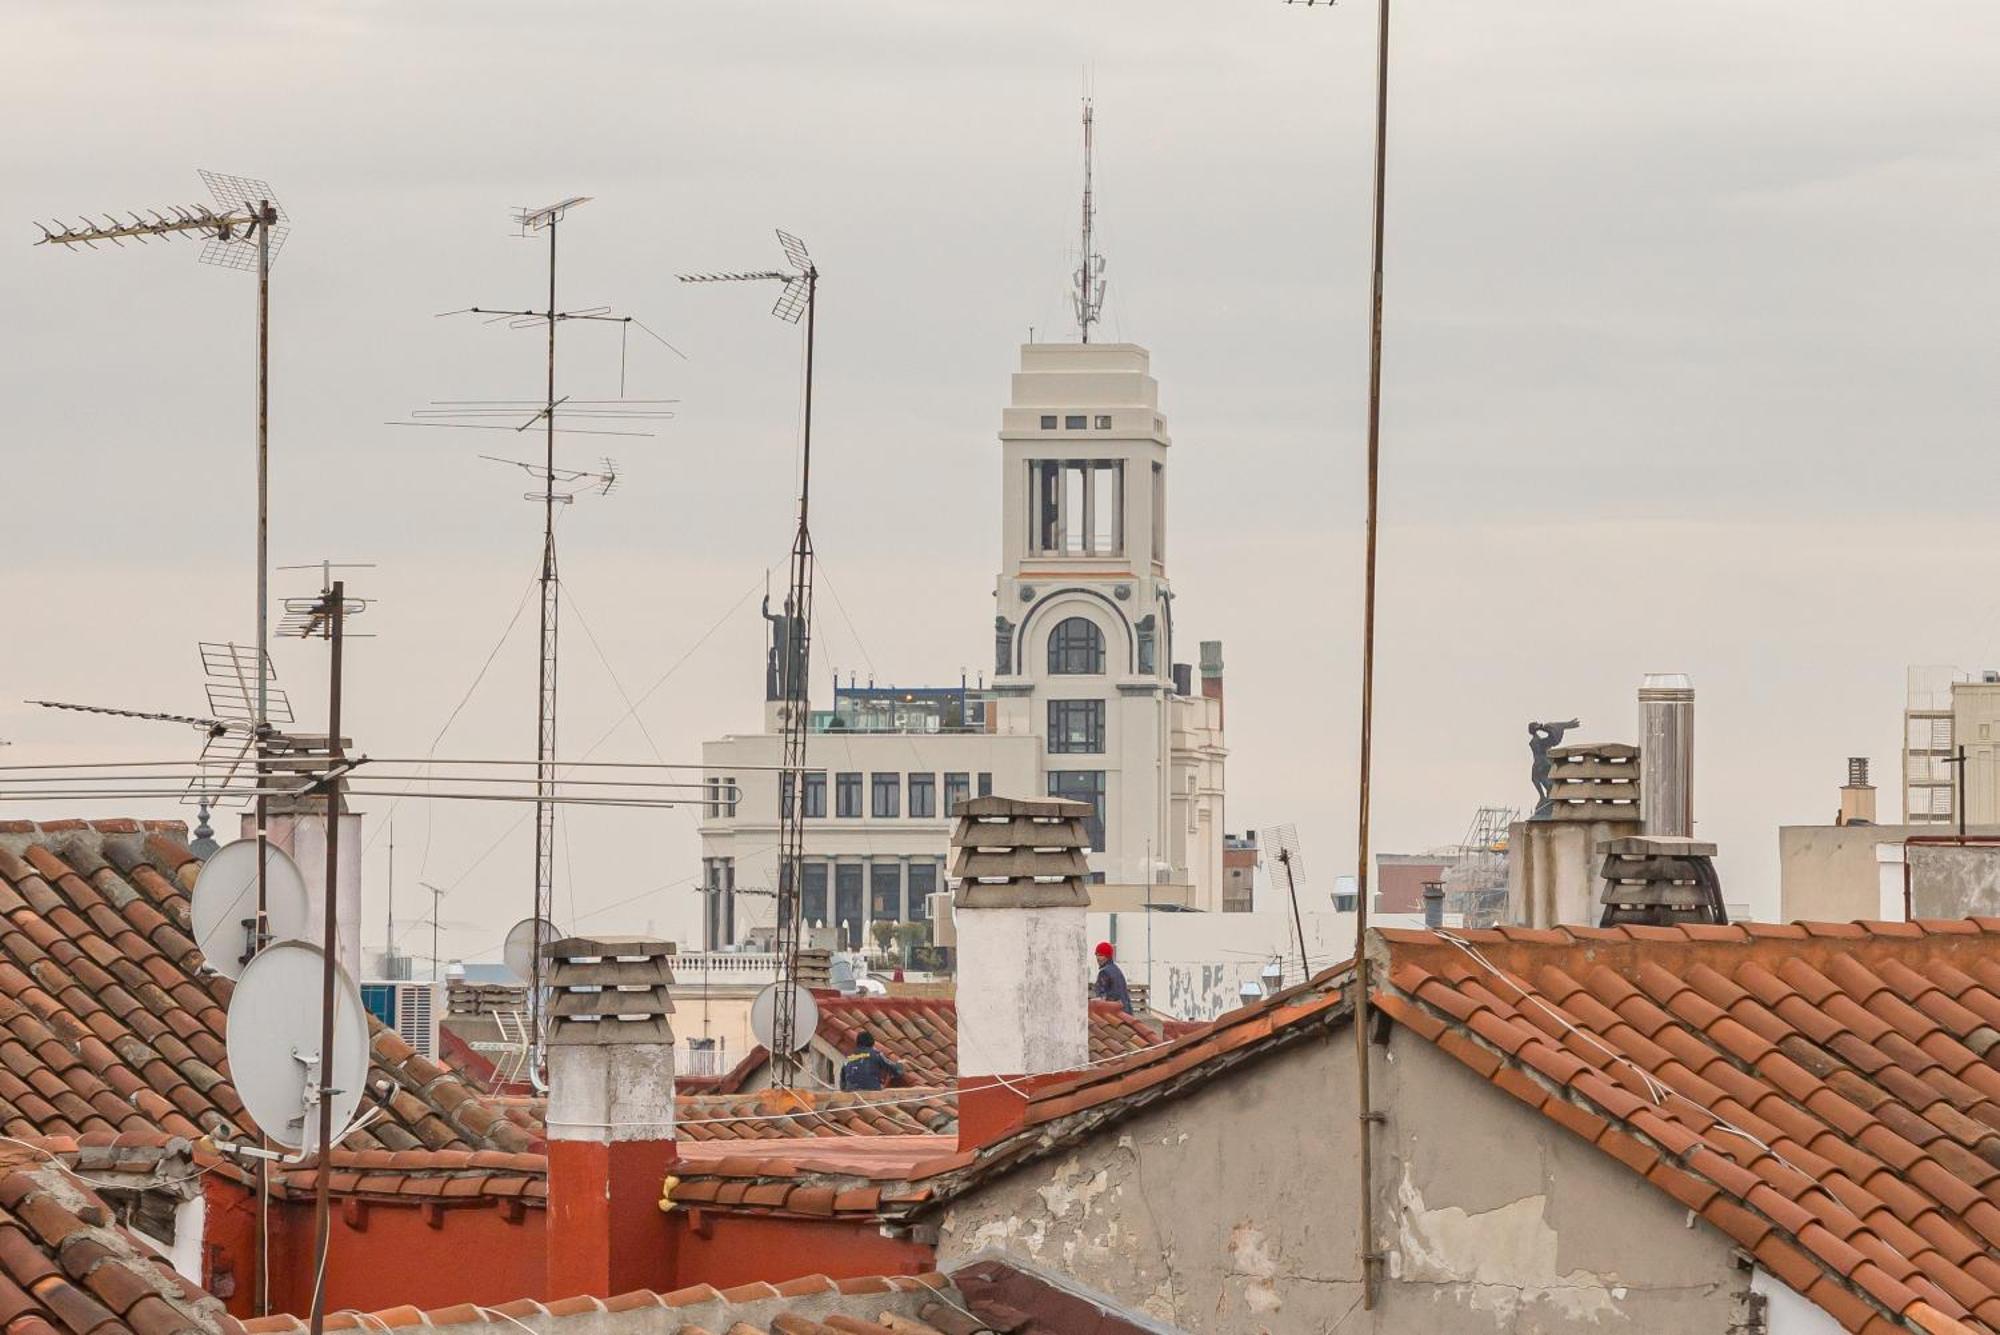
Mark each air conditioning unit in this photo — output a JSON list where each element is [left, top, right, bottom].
[[361, 980, 442, 1059]]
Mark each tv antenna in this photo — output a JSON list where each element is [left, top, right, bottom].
[[36, 170, 291, 990], [679, 229, 819, 1085], [395, 199, 678, 1083], [1073, 101, 1106, 343], [1259, 823, 1310, 987]]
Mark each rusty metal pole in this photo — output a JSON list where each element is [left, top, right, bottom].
[[252, 204, 274, 1319], [1353, 0, 1393, 1310], [308, 581, 345, 1335]]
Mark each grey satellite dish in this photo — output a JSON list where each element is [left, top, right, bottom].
[[225, 941, 369, 1151], [749, 982, 820, 1054], [191, 839, 311, 979], [503, 916, 560, 985]]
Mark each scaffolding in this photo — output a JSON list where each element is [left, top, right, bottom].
[[1906, 666, 1971, 825], [1444, 804, 1516, 928]]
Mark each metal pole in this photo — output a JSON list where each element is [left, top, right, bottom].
[[1352, 0, 1392, 1311], [253, 205, 274, 1323], [531, 216, 559, 1075], [1958, 744, 1968, 843], [309, 581, 345, 1335]]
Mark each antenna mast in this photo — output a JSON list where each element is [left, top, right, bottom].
[[679, 231, 819, 1085], [403, 197, 673, 1080], [1073, 100, 1106, 343]]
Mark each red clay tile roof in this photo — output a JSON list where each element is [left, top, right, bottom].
[[708, 994, 1174, 1091], [676, 1088, 957, 1141], [1375, 921, 2000, 1335], [274, 1148, 546, 1204], [0, 821, 532, 1159], [237, 1271, 982, 1332], [0, 1141, 238, 1333]]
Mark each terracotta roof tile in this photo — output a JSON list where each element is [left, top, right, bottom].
[[1376, 918, 2000, 1334], [0, 822, 529, 1161]]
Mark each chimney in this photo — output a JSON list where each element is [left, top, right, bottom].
[[1199, 640, 1225, 726], [950, 795, 1092, 1150], [1838, 757, 1877, 826], [1638, 673, 1694, 837], [1422, 880, 1445, 929], [544, 934, 679, 1299], [242, 808, 362, 981], [1171, 662, 1194, 696]]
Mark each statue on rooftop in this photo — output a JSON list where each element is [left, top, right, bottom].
[[1528, 718, 1580, 819], [762, 594, 807, 703]]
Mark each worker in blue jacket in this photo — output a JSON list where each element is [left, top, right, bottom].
[[838, 1030, 905, 1091]]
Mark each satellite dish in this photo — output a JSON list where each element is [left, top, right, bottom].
[[503, 916, 560, 985], [225, 941, 369, 1151], [749, 982, 819, 1055], [191, 839, 311, 979]]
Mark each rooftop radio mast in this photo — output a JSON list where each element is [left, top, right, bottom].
[[1073, 101, 1106, 343], [397, 198, 676, 1080], [679, 230, 818, 1085]]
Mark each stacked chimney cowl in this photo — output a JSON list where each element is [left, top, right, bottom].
[[1838, 757, 1877, 827], [543, 934, 679, 1300], [949, 795, 1094, 1151]]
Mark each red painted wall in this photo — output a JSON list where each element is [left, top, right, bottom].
[[203, 1179, 547, 1320], [674, 1212, 935, 1291]]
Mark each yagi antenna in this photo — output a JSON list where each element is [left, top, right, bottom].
[[396, 199, 678, 1086], [676, 228, 820, 1084]]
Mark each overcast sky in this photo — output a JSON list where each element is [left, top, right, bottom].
[[5, 0, 1999, 963]]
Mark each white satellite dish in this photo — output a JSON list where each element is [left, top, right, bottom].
[[749, 982, 820, 1055], [503, 916, 560, 985], [191, 839, 311, 979], [225, 941, 369, 1151]]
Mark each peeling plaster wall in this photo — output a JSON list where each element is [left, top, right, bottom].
[[935, 1026, 1753, 1333]]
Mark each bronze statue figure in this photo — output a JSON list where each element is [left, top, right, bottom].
[[1529, 718, 1580, 818]]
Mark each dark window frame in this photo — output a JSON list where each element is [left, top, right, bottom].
[[908, 772, 936, 818], [801, 771, 827, 818], [1048, 699, 1106, 754], [836, 771, 862, 818], [944, 772, 971, 816], [1047, 770, 1107, 850], [1048, 616, 1106, 675], [871, 772, 901, 818]]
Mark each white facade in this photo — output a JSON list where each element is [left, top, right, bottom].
[[699, 340, 1228, 947]]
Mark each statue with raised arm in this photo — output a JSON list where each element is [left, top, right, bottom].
[[762, 594, 805, 703], [1528, 718, 1581, 818]]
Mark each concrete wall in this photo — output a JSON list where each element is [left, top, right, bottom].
[[1777, 823, 2000, 922], [1507, 819, 1641, 928], [1907, 843, 2000, 919], [957, 906, 1090, 1076], [934, 1024, 1750, 1333]]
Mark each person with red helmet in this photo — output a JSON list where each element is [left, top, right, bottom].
[[1092, 940, 1131, 1014]]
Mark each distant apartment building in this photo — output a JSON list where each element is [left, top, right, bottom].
[[1221, 832, 1258, 913], [1903, 665, 2000, 825], [699, 340, 1228, 950], [1374, 851, 1452, 914]]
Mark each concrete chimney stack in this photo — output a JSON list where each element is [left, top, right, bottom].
[[1638, 674, 1695, 838], [950, 795, 1092, 1149], [544, 934, 678, 1299], [1422, 880, 1445, 929], [1838, 757, 1877, 826]]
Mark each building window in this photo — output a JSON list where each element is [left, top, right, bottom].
[[779, 772, 793, 817], [870, 862, 903, 924], [835, 864, 864, 949], [1048, 617, 1105, 675], [702, 857, 735, 951], [1048, 699, 1106, 753], [802, 771, 826, 818], [1030, 459, 1124, 556], [871, 772, 901, 818], [1064, 414, 1087, 429], [705, 777, 722, 818], [1040, 414, 1057, 429], [725, 776, 738, 817], [908, 773, 936, 818], [978, 771, 993, 797], [802, 863, 828, 929], [1094, 415, 1111, 429], [1048, 770, 1106, 850], [944, 772, 971, 815], [908, 862, 936, 921], [836, 772, 862, 818]]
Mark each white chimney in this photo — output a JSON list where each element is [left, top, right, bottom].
[[240, 810, 363, 979]]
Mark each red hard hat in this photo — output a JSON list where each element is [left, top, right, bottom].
[[1095, 941, 1114, 958]]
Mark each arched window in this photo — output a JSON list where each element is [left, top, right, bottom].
[[1047, 616, 1105, 675]]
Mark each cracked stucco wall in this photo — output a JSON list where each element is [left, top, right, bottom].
[[935, 1026, 1752, 1333]]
